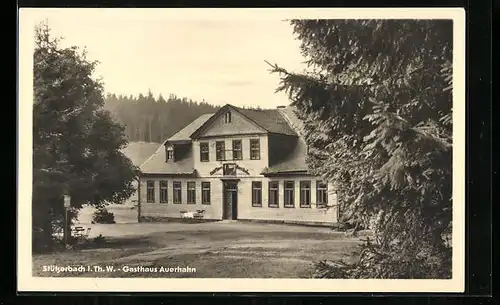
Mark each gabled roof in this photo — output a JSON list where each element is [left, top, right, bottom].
[[276, 106, 306, 137], [139, 106, 310, 176], [236, 107, 297, 136], [120, 141, 163, 167], [262, 106, 310, 175], [140, 113, 217, 176], [167, 113, 214, 143], [190, 104, 297, 138], [139, 141, 196, 176]]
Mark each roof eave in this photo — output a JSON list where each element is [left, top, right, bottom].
[[140, 170, 198, 178], [261, 169, 310, 177], [165, 140, 192, 145]]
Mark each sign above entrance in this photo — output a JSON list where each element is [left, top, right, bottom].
[[209, 163, 250, 176]]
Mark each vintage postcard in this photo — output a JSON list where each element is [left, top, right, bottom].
[[18, 8, 465, 293]]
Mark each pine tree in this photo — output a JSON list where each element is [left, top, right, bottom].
[[269, 19, 453, 279]]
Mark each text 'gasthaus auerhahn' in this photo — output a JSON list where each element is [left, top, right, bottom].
[[42, 265, 197, 273]]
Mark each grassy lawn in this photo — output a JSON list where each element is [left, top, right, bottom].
[[33, 220, 363, 278]]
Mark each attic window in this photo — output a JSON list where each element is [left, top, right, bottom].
[[167, 146, 174, 161], [224, 111, 232, 123]]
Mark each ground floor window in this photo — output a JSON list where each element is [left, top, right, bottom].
[[187, 182, 196, 204], [316, 181, 328, 208], [202, 182, 211, 205], [159, 180, 168, 203], [268, 181, 279, 208], [284, 181, 295, 208], [173, 181, 182, 204], [300, 181, 311, 208], [146, 180, 155, 203], [252, 181, 262, 207]]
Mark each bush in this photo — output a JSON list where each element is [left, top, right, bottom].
[[314, 238, 452, 279], [92, 207, 116, 224], [93, 234, 106, 246]]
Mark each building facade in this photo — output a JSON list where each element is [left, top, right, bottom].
[[120, 142, 163, 207], [138, 104, 339, 226]]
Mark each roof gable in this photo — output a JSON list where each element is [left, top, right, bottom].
[[191, 105, 267, 138], [190, 104, 297, 139]]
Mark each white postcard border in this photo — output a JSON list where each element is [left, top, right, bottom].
[[18, 7, 466, 293]]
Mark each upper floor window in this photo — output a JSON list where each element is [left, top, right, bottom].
[[216, 141, 226, 161], [224, 111, 232, 123], [250, 139, 260, 160], [187, 182, 196, 204], [316, 181, 328, 208], [159, 180, 168, 203], [146, 180, 155, 203], [167, 147, 174, 161], [300, 181, 311, 208], [200, 142, 209, 162], [232, 140, 242, 160], [284, 181, 295, 208]]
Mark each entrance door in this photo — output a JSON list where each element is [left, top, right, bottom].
[[223, 181, 238, 220]]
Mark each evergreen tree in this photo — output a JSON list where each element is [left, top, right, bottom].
[[33, 22, 138, 252], [269, 19, 453, 278]]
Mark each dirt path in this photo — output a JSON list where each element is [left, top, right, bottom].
[[34, 221, 362, 278]]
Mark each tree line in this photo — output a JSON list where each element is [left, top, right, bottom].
[[103, 93, 220, 143]]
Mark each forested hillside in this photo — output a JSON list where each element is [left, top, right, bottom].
[[104, 92, 221, 143]]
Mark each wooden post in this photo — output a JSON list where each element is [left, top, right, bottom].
[[136, 177, 141, 223], [63, 195, 70, 247]]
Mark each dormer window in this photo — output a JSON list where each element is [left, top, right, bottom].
[[167, 146, 174, 161], [224, 111, 232, 123]]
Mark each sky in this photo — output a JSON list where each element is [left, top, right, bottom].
[[23, 9, 309, 109]]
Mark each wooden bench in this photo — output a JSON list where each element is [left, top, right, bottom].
[[180, 210, 205, 220], [72, 226, 91, 239]]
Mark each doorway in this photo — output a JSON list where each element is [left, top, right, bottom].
[[222, 181, 238, 220]]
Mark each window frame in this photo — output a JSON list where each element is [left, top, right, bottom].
[[216, 141, 226, 161], [300, 181, 311, 208], [173, 181, 182, 204], [232, 139, 242, 160], [187, 181, 196, 204], [200, 142, 209, 162], [159, 180, 168, 203], [224, 111, 232, 123], [202, 182, 211, 205], [268, 181, 279, 208], [284, 181, 295, 208], [146, 180, 155, 203], [249, 138, 260, 160], [167, 147, 174, 161], [251, 181, 262, 207], [316, 181, 328, 208]]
